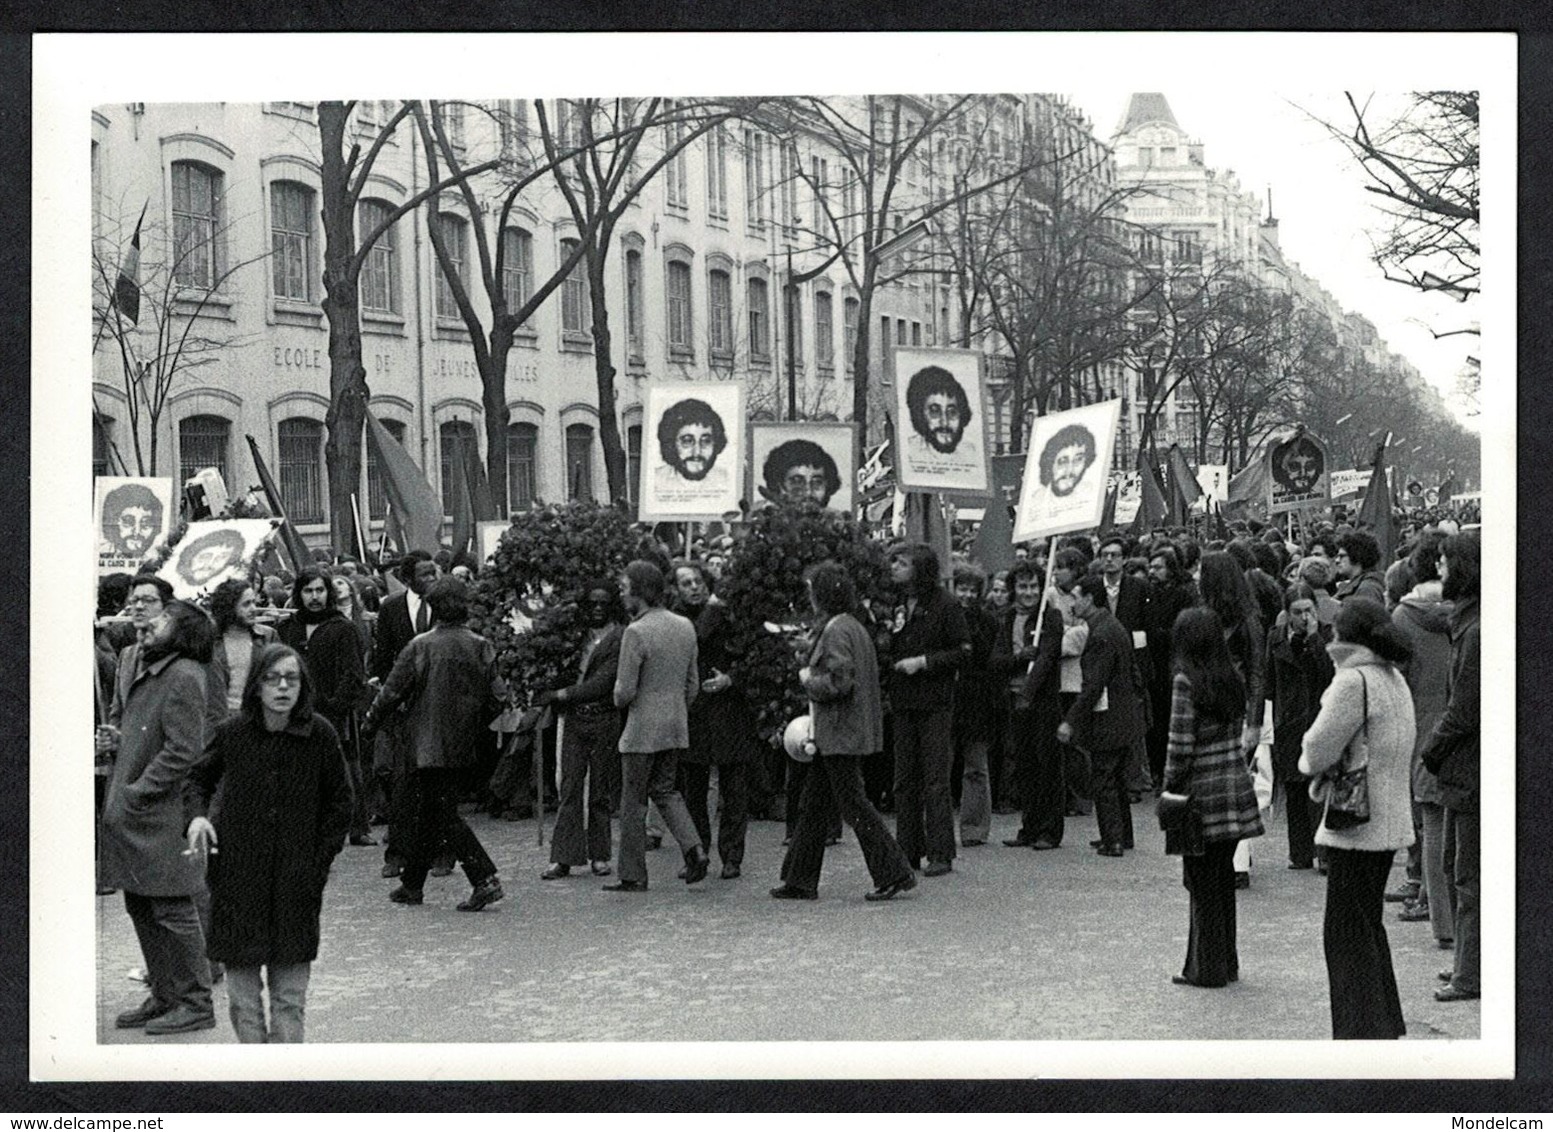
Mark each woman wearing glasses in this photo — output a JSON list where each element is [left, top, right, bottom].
[[185, 644, 352, 1043]]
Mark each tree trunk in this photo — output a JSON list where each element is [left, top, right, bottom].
[[851, 285, 874, 440], [586, 248, 627, 504], [482, 320, 515, 518], [319, 103, 370, 555]]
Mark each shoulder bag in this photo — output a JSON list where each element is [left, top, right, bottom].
[[1309, 671, 1371, 830]]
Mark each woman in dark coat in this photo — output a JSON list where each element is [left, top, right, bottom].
[[1162, 607, 1263, 988], [1266, 583, 1336, 869], [672, 562, 757, 878], [771, 562, 917, 902], [1143, 545, 1198, 791], [185, 643, 352, 1043]]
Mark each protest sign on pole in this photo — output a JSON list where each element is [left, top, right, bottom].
[[1012, 400, 1122, 543], [95, 476, 174, 576], [1267, 431, 1332, 514]]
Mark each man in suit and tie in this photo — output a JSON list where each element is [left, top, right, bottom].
[[370, 551, 441, 878], [1058, 574, 1145, 858], [606, 560, 710, 892], [1096, 536, 1153, 797]]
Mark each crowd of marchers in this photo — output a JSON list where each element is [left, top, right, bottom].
[[92, 503, 1482, 1044]]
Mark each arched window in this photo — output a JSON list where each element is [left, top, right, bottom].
[[439, 419, 479, 515], [433, 213, 468, 320], [358, 199, 399, 314], [748, 278, 770, 361], [278, 418, 325, 524], [179, 415, 230, 488], [171, 161, 223, 289], [506, 422, 538, 512], [270, 181, 315, 301], [565, 423, 594, 502], [501, 227, 533, 318], [366, 417, 407, 519]]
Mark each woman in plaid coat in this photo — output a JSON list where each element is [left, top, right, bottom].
[[1162, 607, 1264, 988]]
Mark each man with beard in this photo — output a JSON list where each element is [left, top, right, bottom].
[[653, 398, 732, 492], [904, 365, 976, 459], [1037, 424, 1098, 503], [173, 528, 249, 589], [100, 482, 165, 562], [1274, 435, 1326, 496], [278, 568, 371, 845], [760, 438, 842, 508]]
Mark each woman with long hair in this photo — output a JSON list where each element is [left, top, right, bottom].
[[771, 561, 918, 902], [185, 643, 353, 1042], [1163, 606, 1264, 988], [1300, 598, 1417, 1039]]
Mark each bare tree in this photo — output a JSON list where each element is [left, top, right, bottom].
[[538, 96, 757, 503], [92, 206, 266, 475], [316, 100, 502, 551], [1311, 91, 1479, 305]]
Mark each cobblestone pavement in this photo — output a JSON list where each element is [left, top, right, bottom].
[[97, 799, 1479, 1045]]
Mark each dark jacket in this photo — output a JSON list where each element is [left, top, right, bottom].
[[98, 653, 210, 897], [990, 603, 1064, 709], [1104, 572, 1150, 634], [184, 713, 352, 967], [558, 623, 625, 709], [1144, 578, 1198, 688], [1335, 569, 1387, 607], [1224, 614, 1267, 729], [364, 624, 506, 770], [1265, 620, 1336, 781], [802, 612, 885, 756], [370, 591, 418, 682], [280, 610, 367, 733], [881, 585, 970, 712], [1420, 595, 1480, 813], [1065, 606, 1145, 750], [1392, 586, 1454, 804], [682, 600, 757, 765], [952, 601, 1000, 745]]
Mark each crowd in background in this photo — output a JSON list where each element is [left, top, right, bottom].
[[92, 498, 1483, 1043]]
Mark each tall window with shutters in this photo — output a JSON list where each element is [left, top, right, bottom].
[[171, 162, 222, 290], [744, 129, 767, 230], [814, 290, 835, 374], [93, 414, 114, 477], [270, 181, 314, 302], [358, 199, 399, 314], [667, 259, 693, 354], [433, 213, 467, 321], [748, 278, 770, 362], [278, 419, 325, 524], [843, 297, 859, 373], [706, 127, 728, 220], [560, 237, 590, 338], [366, 417, 407, 520], [626, 424, 642, 509], [506, 422, 538, 512], [500, 227, 533, 320], [664, 101, 689, 209], [708, 269, 733, 360], [179, 415, 230, 489], [624, 248, 645, 357]]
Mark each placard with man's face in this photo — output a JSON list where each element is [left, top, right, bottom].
[[1013, 399, 1121, 542], [95, 476, 174, 575], [638, 382, 745, 521], [892, 347, 991, 496], [750, 422, 856, 514], [155, 519, 279, 600], [1268, 432, 1331, 514]]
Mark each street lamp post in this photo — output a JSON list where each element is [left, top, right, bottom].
[[786, 240, 797, 422]]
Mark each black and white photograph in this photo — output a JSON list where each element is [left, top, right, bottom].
[[30, 30, 1515, 1090], [638, 383, 744, 521], [751, 421, 856, 512], [892, 347, 992, 496]]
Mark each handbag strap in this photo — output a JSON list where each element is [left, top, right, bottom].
[[1343, 670, 1369, 771]]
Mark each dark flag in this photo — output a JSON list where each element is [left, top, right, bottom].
[[1437, 469, 1457, 502], [245, 434, 315, 569], [1356, 436, 1398, 566], [1212, 502, 1230, 542], [365, 411, 445, 553], [1130, 450, 1169, 535], [1098, 479, 1118, 533], [1167, 444, 1203, 522], [114, 203, 148, 326], [450, 432, 478, 557], [462, 434, 497, 522]]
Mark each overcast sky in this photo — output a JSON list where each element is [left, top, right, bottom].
[[1067, 88, 1479, 428]]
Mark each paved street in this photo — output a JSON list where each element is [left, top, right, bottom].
[[97, 800, 1479, 1045]]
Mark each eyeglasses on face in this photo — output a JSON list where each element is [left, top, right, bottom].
[[262, 672, 301, 688]]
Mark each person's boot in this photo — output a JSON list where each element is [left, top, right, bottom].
[[457, 876, 505, 912], [682, 846, 710, 884]]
